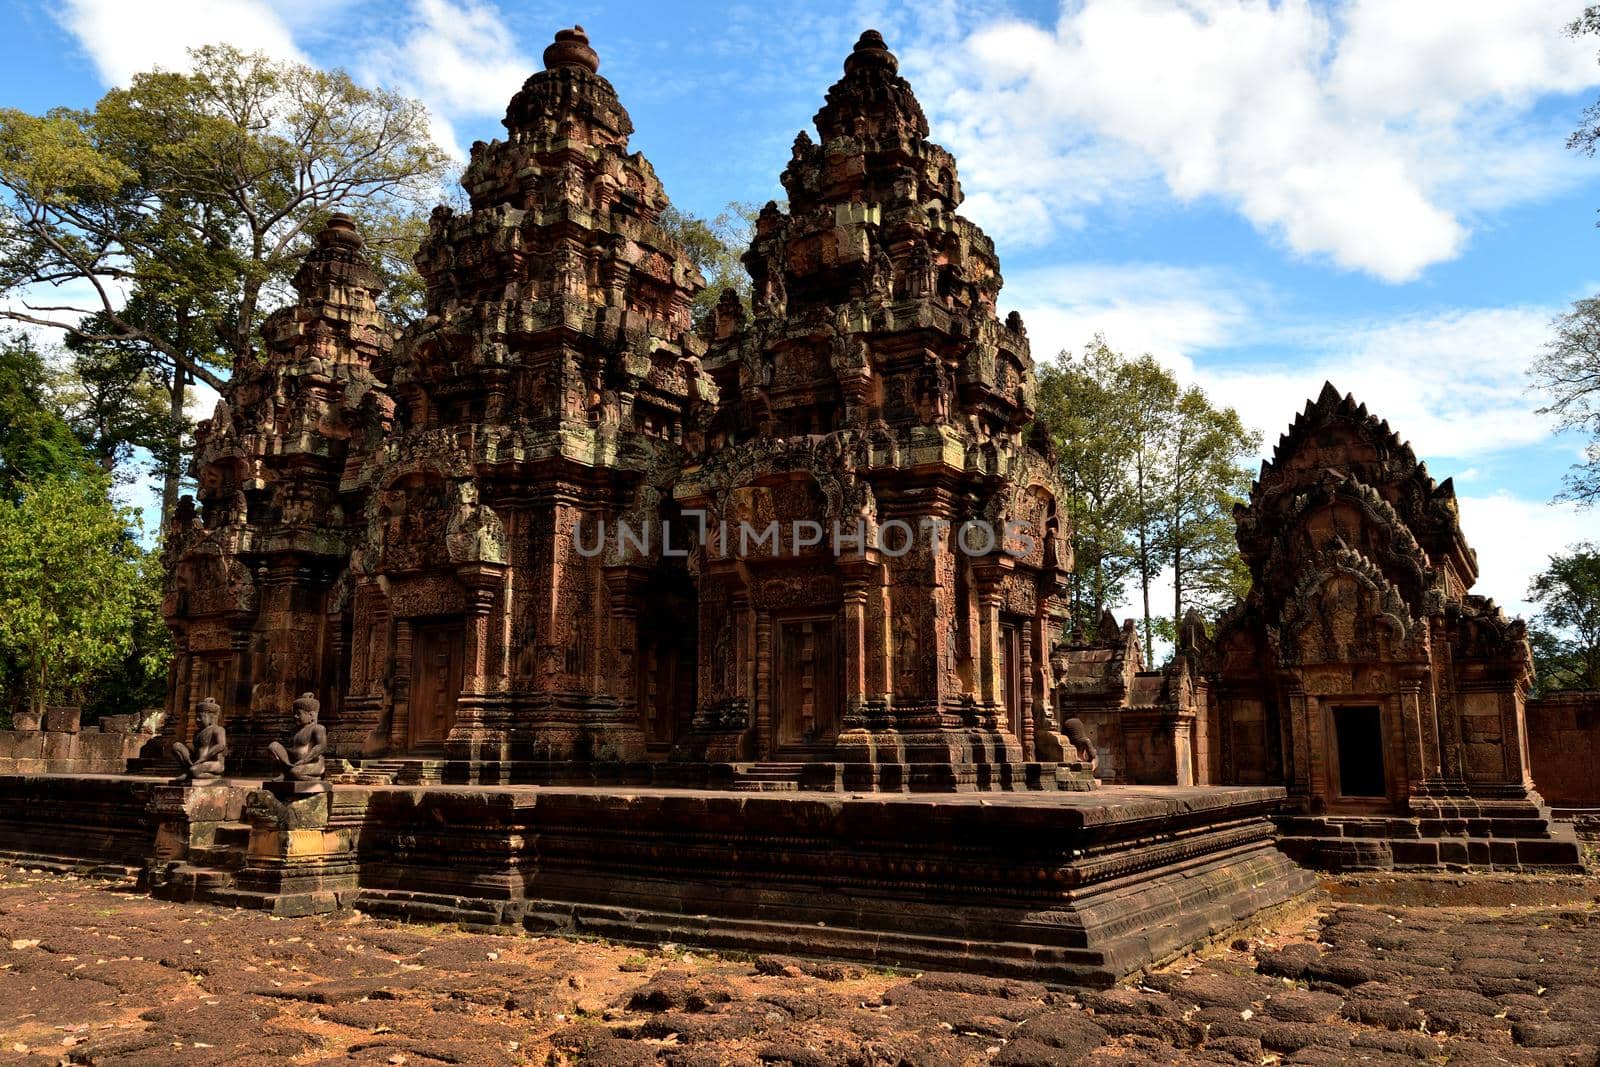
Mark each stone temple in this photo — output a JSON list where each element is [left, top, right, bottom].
[[0, 27, 1584, 985], [162, 27, 1075, 792]]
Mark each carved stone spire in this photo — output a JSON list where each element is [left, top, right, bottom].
[[501, 25, 632, 150]]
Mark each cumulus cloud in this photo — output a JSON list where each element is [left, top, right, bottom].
[[1003, 262, 1252, 376], [1011, 263, 1561, 463], [357, 0, 531, 140], [899, 0, 1597, 282], [1201, 305, 1563, 463], [56, 0, 307, 83], [1457, 493, 1594, 618], [56, 0, 531, 161]]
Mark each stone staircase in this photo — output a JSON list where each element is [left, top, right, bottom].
[[730, 762, 806, 792], [1277, 795, 1585, 871], [150, 820, 250, 900], [328, 758, 446, 785]]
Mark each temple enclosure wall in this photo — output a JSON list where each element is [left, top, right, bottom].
[[1527, 690, 1600, 838]]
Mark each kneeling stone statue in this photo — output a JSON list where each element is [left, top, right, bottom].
[[268, 692, 327, 783], [171, 697, 228, 783]]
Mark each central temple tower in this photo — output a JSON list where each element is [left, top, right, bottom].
[[674, 31, 1073, 788]]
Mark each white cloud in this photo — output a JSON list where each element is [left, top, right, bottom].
[[898, 0, 1598, 281], [1200, 306, 1561, 463], [1010, 260, 1561, 463], [1004, 261, 1252, 375], [1457, 493, 1593, 619], [356, 0, 532, 156], [56, 0, 307, 83]]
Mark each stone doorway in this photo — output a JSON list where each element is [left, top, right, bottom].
[[1001, 620, 1024, 741], [1332, 704, 1386, 799], [637, 567, 698, 754], [409, 621, 463, 749], [774, 617, 840, 750]]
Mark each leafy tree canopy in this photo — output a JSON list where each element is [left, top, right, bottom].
[[0, 472, 153, 718], [1034, 336, 1259, 662], [1528, 542, 1600, 693], [0, 329, 96, 498]]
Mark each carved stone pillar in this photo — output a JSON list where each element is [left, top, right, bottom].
[[839, 559, 872, 716], [1397, 667, 1430, 797], [1281, 679, 1312, 805], [754, 605, 772, 758], [973, 566, 1004, 728], [602, 566, 649, 719], [449, 562, 509, 768], [388, 617, 414, 753]]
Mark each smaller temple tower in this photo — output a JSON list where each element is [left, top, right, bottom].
[[163, 213, 392, 766], [1207, 383, 1581, 868]]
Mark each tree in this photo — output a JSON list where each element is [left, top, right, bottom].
[[1531, 297, 1600, 506], [0, 330, 93, 499], [1119, 352, 1181, 665], [1163, 384, 1261, 623], [0, 473, 149, 718], [1567, 6, 1600, 157], [1527, 542, 1600, 693], [659, 201, 757, 323], [1034, 336, 1259, 662], [1035, 340, 1138, 634], [0, 44, 450, 522]]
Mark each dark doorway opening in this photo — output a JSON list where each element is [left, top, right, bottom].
[[409, 621, 463, 749], [1334, 705, 1386, 798], [775, 616, 840, 749], [1000, 620, 1024, 739], [636, 565, 698, 754]]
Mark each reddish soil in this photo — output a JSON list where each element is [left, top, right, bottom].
[[2, 864, 1598, 1065]]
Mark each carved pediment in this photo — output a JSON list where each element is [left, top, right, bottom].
[[1275, 547, 1416, 667]]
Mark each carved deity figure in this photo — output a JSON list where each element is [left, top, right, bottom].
[[267, 692, 327, 781], [1061, 716, 1098, 773], [171, 697, 228, 783]]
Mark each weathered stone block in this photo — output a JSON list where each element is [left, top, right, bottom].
[[11, 711, 41, 731], [41, 731, 77, 761], [0, 731, 43, 760], [44, 706, 81, 733], [75, 732, 124, 762]]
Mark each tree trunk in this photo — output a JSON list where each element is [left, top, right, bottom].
[[160, 367, 187, 530]]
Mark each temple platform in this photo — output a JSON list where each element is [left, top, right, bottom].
[[0, 773, 1314, 986]]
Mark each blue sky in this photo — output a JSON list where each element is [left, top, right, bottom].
[[3, 0, 1598, 620]]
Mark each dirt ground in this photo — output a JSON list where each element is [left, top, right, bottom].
[[1, 865, 1598, 1066]]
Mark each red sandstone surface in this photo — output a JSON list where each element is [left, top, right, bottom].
[[3, 866, 1598, 1066]]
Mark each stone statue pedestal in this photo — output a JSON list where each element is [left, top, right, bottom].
[[265, 778, 332, 800], [142, 781, 251, 897], [226, 784, 356, 916], [1054, 762, 1100, 791]]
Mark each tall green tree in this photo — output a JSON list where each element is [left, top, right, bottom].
[[0, 329, 92, 499], [659, 201, 758, 323], [1120, 352, 1181, 665], [0, 44, 450, 523], [1034, 336, 1259, 662], [1531, 296, 1600, 506], [1035, 339, 1138, 634], [0, 473, 150, 718], [1163, 384, 1261, 624], [1527, 542, 1600, 693]]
